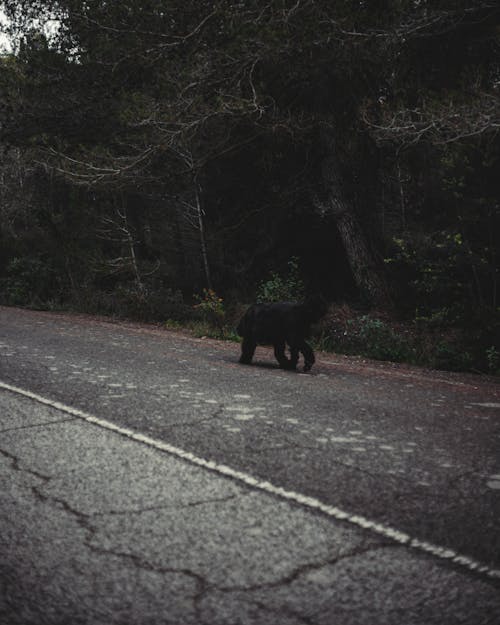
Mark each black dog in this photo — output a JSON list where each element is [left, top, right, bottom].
[[236, 296, 327, 372]]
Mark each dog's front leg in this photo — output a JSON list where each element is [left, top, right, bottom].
[[274, 341, 293, 369]]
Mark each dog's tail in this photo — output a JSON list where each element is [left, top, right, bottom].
[[236, 305, 258, 336], [236, 309, 251, 336], [236, 317, 246, 337]]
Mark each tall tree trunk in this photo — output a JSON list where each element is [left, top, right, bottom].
[[334, 209, 391, 308], [173, 202, 188, 289], [194, 182, 213, 291], [319, 135, 392, 309], [121, 204, 145, 296]]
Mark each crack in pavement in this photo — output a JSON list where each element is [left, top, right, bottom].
[[27, 482, 209, 608], [0, 447, 52, 483], [214, 542, 390, 595], [246, 599, 318, 625], [14, 472, 392, 625], [193, 543, 394, 625], [3, 378, 500, 591], [87, 542, 208, 590], [2, 448, 221, 603], [92, 493, 241, 517], [0, 417, 78, 434], [31, 486, 95, 535]]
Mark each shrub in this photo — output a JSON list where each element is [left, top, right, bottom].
[[354, 316, 414, 362], [431, 341, 473, 372], [193, 288, 225, 333], [256, 257, 305, 303], [486, 345, 500, 375], [72, 284, 190, 322], [313, 307, 415, 364], [0, 257, 56, 307]]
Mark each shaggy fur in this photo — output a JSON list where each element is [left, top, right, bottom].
[[236, 296, 327, 372]]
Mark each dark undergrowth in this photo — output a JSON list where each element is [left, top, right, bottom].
[[1, 259, 498, 375]]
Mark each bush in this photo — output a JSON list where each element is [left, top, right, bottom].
[[256, 257, 305, 303], [430, 341, 473, 372], [193, 288, 226, 335], [352, 316, 415, 362], [0, 256, 56, 307], [72, 284, 191, 322], [145, 287, 193, 322], [312, 306, 415, 364], [188, 319, 240, 341], [486, 346, 500, 374]]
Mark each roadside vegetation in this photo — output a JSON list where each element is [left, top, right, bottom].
[[186, 264, 500, 375]]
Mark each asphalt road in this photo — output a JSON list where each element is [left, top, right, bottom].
[[1, 306, 499, 624]]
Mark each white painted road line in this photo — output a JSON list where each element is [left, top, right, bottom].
[[1, 379, 499, 582]]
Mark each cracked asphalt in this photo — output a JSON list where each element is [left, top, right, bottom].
[[1, 306, 500, 624]]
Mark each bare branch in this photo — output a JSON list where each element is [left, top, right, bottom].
[[362, 93, 500, 147]]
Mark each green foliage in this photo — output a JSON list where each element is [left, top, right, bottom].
[[486, 346, 500, 375], [347, 316, 414, 363], [430, 342, 473, 373], [193, 289, 225, 333], [256, 257, 305, 303], [385, 228, 496, 325], [73, 284, 190, 322], [188, 320, 239, 342], [313, 306, 415, 364], [0, 257, 56, 307], [188, 289, 239, 341], [164, 318, 184, 331]]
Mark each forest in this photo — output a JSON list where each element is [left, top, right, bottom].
[[0, 1, 499, 373]]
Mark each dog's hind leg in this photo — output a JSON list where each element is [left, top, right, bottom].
[[239, 336, 257, 364], [288, 345, 300, 370], [300, 341, 315, 372]]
